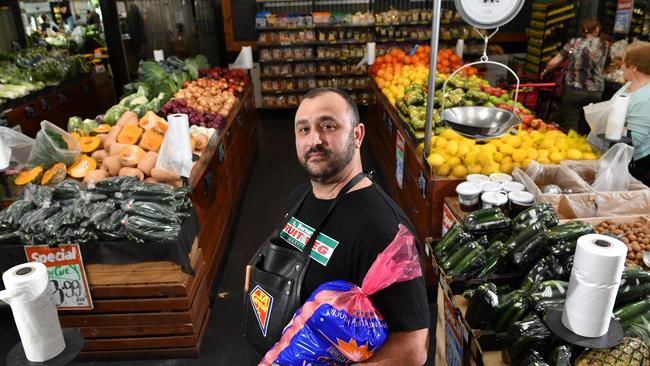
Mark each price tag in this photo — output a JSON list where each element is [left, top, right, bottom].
[[25, 244, 93, 310], [441, 203, 458, 237], [444, 290, 463, 366], [395, 131, 405, 190]]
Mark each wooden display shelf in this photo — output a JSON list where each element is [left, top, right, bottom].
[[366, 79, 462, 241]]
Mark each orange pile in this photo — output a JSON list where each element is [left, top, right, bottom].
[[436, 48, 478, 75]]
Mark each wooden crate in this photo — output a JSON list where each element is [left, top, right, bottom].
[[58, 238, 210, 360]]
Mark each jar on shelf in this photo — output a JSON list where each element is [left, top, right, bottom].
[[282, 48, 294, 59]]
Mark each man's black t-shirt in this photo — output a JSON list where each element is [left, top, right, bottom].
[[277, 183, 430, 332]]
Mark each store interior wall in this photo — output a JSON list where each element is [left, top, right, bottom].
[[0, 5, 19, 52]]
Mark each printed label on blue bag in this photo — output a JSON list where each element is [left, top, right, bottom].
[[250, 285, 273, 336], [280, 217, 339, 266]]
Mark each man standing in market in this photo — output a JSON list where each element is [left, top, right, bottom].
[[244, 88, 430, 365]]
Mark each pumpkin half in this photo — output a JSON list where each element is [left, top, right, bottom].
[[15, 166, 44, 185], [67, 155, 97, 178], [41, 163, 67, 185], [79, 136, 101, 153]]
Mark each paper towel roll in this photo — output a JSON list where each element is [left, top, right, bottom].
[[157, 113, 193, 178], [366, 42, 376, 65], [561, 234, 627, 337], [605, 95, 629, 140], [232, 46, 254, 69], [0, 262, 66, 362]]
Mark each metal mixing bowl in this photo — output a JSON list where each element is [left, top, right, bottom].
[[441, 106, 521, 139]]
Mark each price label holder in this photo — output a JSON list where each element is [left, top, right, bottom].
[[395, 130, 405, 190], [24, 244, 93, 310]]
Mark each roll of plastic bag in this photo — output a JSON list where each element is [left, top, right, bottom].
[[561, 234, 627, 337], [156, 113, 193, 178], [0, 262, 66, 362]]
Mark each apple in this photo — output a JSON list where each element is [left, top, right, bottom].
[[521, 114, 534, 125], [530, 118, 542, 128]]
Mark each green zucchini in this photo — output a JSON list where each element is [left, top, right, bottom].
[[616, 283, 650, 306], [507, 221, 546, 252], [465, 282, 499, 329], [493, 290, 530, 333], [614, 298, 650, 325], [549, 345, 573, 366], [517, 350, 550, 366], [501, 314, 552, 365], [464, 207, 511, 234], [441, 241, 479, 272], [510, 223, 548, 271], [545, 221, 594, 245], [449, 245, 486, 277], [477, 245, 509, 279], [513, 204, 558, 233]]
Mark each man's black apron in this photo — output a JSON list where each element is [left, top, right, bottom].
[[243, 173, 366, 354]]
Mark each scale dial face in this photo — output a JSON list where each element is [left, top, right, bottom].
[[454, 0, 526, 29]]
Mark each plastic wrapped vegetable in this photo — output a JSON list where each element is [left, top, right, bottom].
[[0, 200, 34, 231], [97, 208, 127, 240], [52, 179, 83, 201], [516, 350, 550, 366], [528, 280, 569, 314], [501, 314, 551, 364], [616, 268, 650, 306], [0, 230, 20, 245], [173, 187, 192, 212], [87, 201, 117, 229], [465, 282, 499, 329], [94, 176, 139, 196], [492, 289, 530, 333], [130, 182, 176, 202], [124, 215, 181, 243], [464, 208, 511, 235], [21, 183, 53, 208], [549, 345, 573, 366], [67, 116, 83, 132], [544, 222, 594, 246], [20, 206, 60, 244], [448, 244, 485, 277], [433, 223, 473, 261], [509, 221, 547, 271], [512, 204, 558, 233], [259, 225, 422, 366], [442, 240, 481, 272], [121, 200, 180, 224], [477, 241, 510, 278]]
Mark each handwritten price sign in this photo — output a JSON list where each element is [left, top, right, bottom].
[[25, 244, 93, 310]]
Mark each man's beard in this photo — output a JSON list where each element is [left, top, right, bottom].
[[300, 131, 356, 184]]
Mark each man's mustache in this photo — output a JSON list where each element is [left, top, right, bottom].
[[304, 145, 331, 160]]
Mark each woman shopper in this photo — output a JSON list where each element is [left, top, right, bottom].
[[542, 16, 609, 133], [612, 42, 650, 185]]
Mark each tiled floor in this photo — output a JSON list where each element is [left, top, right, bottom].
[[2, 107, 422, 366]]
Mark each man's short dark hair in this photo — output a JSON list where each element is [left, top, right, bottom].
[[302, 87, 359, 126]]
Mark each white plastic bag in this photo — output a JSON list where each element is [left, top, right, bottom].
[[0, 127, 34, 170], [592, 143, 635, 192], [26, 121, 80, 168], [156, 114, 193, 178], [584, 99, 616, 136]]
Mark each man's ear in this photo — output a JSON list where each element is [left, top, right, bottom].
[[355, 123, 365, 148]]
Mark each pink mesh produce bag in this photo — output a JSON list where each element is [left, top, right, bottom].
[[259, 224, 423, 366]]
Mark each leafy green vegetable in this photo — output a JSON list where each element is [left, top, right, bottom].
[[184, 55, 208, 80], [46, 129, 67, 149]]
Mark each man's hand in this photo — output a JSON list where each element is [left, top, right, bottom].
[[356, 328, 429, 366]]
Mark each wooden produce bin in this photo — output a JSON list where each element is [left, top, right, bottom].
[[367, 80, 462, 241], [60, 239, 210, 360]]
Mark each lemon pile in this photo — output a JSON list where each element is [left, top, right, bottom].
[[422, 129, 599, 179], [378, 65, 430, 105]]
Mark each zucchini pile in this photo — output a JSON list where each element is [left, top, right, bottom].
[[0, 177, 191, 245]]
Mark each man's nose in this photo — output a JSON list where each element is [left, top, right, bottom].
[[307, 129, 323, 146]]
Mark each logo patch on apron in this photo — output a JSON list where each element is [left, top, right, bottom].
[[279, 217, 339, 266], [250, 285, 273, 336]]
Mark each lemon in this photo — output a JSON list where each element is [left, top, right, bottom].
[[537, 149, 550, 159], [549, 151, 563, 163], [489, 140, 503, 148], [492, 151, 504, 163], [502, 156, 513, 165], [527, 148, 539, 160], [447, 156, 461, 167], [435, 137, 448, 149], [417, 143, 424, 155], [499, 144, 515, 155], [464, 151, 479, 165], [482, 164, 498, 175], [445, 140, 459, 156], [500, 162, 514, 174], [541, 138, 556, 149], [518, 130, 529, 137], [583, 152, 597, 160], [537, 157, 551, 164], [437, 163, 451, 177], [482, 144, 497, 154], [506, 135, 522, 148], [457, 144, 470, 156], [512, 149, 527, 163], [441, 129, 462, 141], [451, 164, 468, 179], [513, 162, 522, 168], [427, 153, 445, 167], [530, 130, 542, 139], [479, 153, 493, 166], [578, 143, 593, 153], [556, 138, 569, 151], [468, 164, 483, 174], [520, 140, 533, 150], [522, 159, 533, 168], [566, 149, 582, 160]]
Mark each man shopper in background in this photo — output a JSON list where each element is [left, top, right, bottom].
[[542, 16, 609, 134], [244, 88, 430, 365]]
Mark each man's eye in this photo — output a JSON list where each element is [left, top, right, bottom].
[[298, 127, 309, 133], [322, 124, 335, 130]]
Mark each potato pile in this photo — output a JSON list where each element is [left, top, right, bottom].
[[594, 220, 650, 267]]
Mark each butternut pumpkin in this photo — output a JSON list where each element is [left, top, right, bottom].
[[119, 145, 146, 167], [102, 155, 122, 176], [83, 169, 109, 184], [15, 166, 44, 186], [103, 136, 117, 152], [138, 129, 164, 152], [79, 136, 101, 153], [139, 111, 168, 134], [108, 125, 122, 138], [116, 111, 138, 127], [41, 163, 66, 185], [109, 143, 132, 156], [144, 177, 161, 184], [194, 134, 208, 152], [151, 167, 181, 182], [117, 124, 143, 145], [137, 151, 158, 176], [91, 149, 108, 164], [92, 124, 111, 134], [118, 167, 144, 181], [96, 133, 108, 148], [67, 155, 97, 179]]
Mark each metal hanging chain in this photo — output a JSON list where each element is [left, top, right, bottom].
[[474, 27, 499, 62]]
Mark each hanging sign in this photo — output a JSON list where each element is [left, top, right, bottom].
[[25, 244, 93, 310]]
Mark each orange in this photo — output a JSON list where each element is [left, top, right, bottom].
[[404, 56, 412, 65], [390, 49, 400, 58], [384, 55, 393, 63]]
